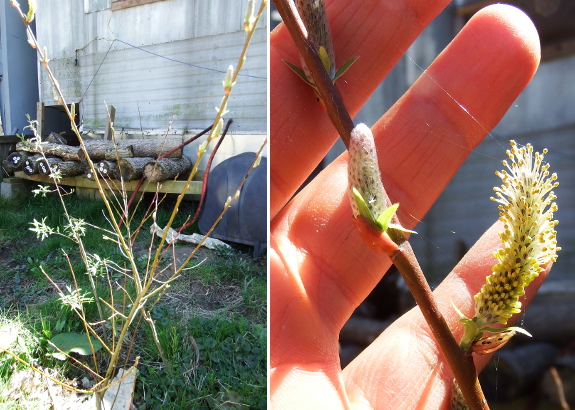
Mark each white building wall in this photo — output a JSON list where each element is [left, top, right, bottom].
[[34, 0, 267, 165]]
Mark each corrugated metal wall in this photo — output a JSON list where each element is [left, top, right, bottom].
[[35, 0, 267, 139]]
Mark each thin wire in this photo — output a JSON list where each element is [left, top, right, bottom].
[[79, 39, 116, 104], [76, 37, 266, 124], [113, 39, 266, 80]]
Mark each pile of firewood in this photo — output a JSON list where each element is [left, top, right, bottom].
[[3, 133, 192, 183]]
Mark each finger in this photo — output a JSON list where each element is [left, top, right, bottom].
[[374, 4, 541, 224], [271, 0, 452, 218], [271, 2, 540, 358], [342, 222, 553, 409]]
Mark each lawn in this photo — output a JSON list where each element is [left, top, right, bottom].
[[0, 190, 267, 409]]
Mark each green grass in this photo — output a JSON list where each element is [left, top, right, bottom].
[[136, 313, 266, 409], [0, 191, 267, 409]]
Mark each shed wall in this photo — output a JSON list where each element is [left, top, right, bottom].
[[35, 0, 267, 137], [414, 53, 575, 282]]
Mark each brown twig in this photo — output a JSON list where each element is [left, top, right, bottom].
[[391, 239, 487, 409], [273, 0, 353, 148], [118, 124, 213, 228], [274, 1, 488, 408], [178, 118, 233, 232]]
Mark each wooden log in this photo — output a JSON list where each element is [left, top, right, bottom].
[[479, 343, 558, 401], [113, 157, 153, 181], [85, 168, 96, 181], [118, 138, 182, 158], [104, 145, 134, 161], [52, 160, 88, 178], [522, 280, 575, 345], [22, 154, 43, 176], [5, 151, 31, 170], [45, 132, 67, 145], [80, 140, 110, 161], [143, 157, 192, 182], [78, 140, 133, 161], [78, 138, 181, 160], [98, 160, 116, 177], [16, 141, 82, 161], [2, 159, 14, 174], [98, 160, 116, 175], [37, 157, 63, 175]]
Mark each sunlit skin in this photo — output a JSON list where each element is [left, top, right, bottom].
[[271, 1, 544, 409]]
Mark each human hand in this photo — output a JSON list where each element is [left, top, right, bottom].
[[270, 1, 543, 409]]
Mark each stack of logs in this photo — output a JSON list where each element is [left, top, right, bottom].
[[2, 133, 192, 183]]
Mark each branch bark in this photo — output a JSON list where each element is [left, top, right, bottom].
[[273, 0, 353, 147]]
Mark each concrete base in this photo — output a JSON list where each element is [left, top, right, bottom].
[[1, 178, 34, 200]]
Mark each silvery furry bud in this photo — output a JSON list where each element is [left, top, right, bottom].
[[347, 123, 387, 221]]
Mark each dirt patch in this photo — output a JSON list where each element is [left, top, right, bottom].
[[140, 243, 264, 322]]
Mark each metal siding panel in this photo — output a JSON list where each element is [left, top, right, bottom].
[[37, 0, 267, 58], [493, 54, 575, 137], [38, 23, 266, 134]]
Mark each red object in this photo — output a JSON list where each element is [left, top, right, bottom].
[[353, 216, 399, 254]]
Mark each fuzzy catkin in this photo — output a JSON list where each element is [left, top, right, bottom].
[[347, 123, 388, 220]]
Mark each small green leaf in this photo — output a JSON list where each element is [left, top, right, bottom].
[[25, 0, 36, 23], [352, 188, 376, 225], [283, 60, 314, 87], [318, 46, 332, 75], [334, 57, 359, 82], [388, 222, 418, 234], [375, 203, 399, 231], [352, 192, 417, 235], [374, 203, 417, 234]]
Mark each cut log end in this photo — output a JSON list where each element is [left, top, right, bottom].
[[22, 154, 43, 176], [5, 151, 31, 170], [37, 157, 63, 175], [114, 157, 154, 181]]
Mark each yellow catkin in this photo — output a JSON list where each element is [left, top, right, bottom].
[[475, 141, 560, 327]]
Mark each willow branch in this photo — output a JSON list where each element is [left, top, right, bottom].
[[391, 238, 487, 410], [273, 0, 353, 147]]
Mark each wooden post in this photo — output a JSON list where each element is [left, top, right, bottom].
[[104, 105, 116, 141], [36, 102, 44, 139]]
